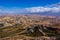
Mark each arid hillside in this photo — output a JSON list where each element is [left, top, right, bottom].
[[0, 15, 60, 40]]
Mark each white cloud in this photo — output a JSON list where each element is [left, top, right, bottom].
[[25, 7, 60, 13], [25, 7, 50, 12], [51, 7, 60, 13], [24, 2, 60, 13]]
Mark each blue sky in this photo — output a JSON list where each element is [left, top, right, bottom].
[[0, 0, 60, 8], [0, 0, 60, 15]]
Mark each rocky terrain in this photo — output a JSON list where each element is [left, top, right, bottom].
[[0, 14, 60, 40]]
